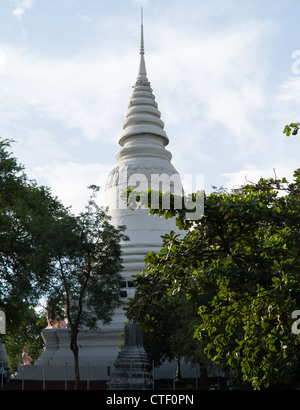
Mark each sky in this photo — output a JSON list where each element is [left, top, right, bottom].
[[0, 0, 299, 215]]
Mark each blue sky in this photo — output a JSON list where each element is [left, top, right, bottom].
[[0, 0, 299, 214]]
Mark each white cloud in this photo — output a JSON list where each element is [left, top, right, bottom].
[[77, 14, 93, 24], [0, 50, 6, 75], [11, 0, 34, 20], [222, 163, 298, 192], [131, 0, 150, 6], [0, 45, 134, 142], [151, 20, 269, 142], [0, 17, 272, 151], [34, 162, 113, 214], [277, 76, 300, 116]]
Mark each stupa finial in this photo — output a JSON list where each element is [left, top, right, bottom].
[[137, 7, 147, 79], [140, 7, 144, 55], [118, 7, 169, 148]]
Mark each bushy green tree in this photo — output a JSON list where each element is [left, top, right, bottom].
[[127, 169, 300, 389], [4, 306, 47, 372], [46, 186, 128, 389], [0, 139, 128, 389], [0, 138, 78, 373], [0, 139, 73, 309]]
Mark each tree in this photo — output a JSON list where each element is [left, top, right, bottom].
[[0, 139, 74, 310], [126, 169, 300, 389], [0, 138, 77, 375], [0, 139, 128, 389], [128, 277, 193, 359], [126, 252, 204, 373], [46, 186, 128, 390], [4, 306, 47, 373]]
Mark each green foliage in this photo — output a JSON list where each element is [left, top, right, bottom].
[[124, 187, 204, 231], [127, 277, 201, 367], [127, 169, 300, 389], [45, 186, 128, 334], [0, 139, 128, 387], [4, 305, 47, 373], [43, 185, 129, 388], [284, 123, 300, 137], [0, 139, 73, 308], [0, 138, 80, 369]]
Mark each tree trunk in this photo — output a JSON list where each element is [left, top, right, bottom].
[[175, 356, 182, 381], [70, 336, 80, 390]]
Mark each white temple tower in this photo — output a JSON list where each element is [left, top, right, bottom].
[[104, 13, 183, 328], [101, 14, 184, 377]]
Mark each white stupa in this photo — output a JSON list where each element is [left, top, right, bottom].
[[105, 11, 183, 305], [102, 12, 184, 377], [17, 13, 189, 382]]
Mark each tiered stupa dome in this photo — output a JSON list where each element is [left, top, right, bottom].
[[105, 14, 182, 301]]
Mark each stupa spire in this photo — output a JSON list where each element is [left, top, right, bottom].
[[140, 7, 145, 55], [138, 7, 147, 81], [118, 10, 169, 148]]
